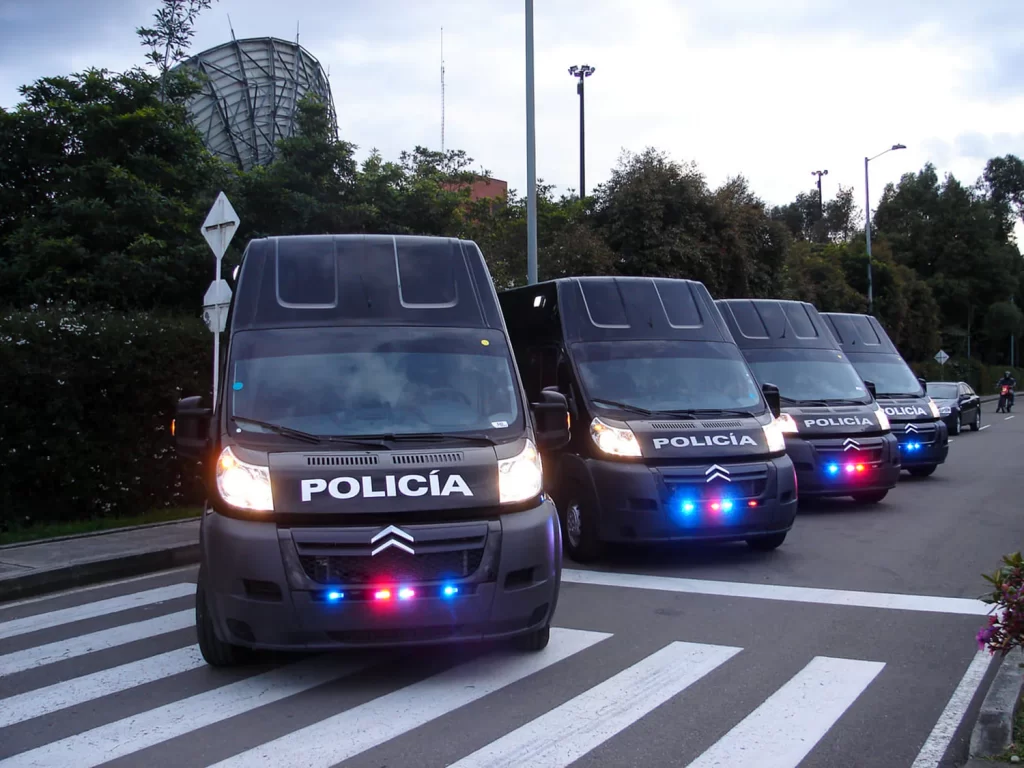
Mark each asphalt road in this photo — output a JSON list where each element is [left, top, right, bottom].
[[0, 409, 1021, 767]]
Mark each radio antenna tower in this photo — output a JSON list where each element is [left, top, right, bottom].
[[441, 26, 446, 153]]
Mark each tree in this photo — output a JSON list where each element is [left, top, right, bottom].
[[982, 154, 1024, 238], [0, 68, 230, 311], [137, 0, 217, 92], [771, 184, 859, 244]]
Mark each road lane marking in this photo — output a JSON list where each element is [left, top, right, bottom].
[[1005, 415, 1015, 420], [685, 656, 885, 768], [561, 570, 990, 616], [911, 650, 993, 768], [980, 425, 991, 431], [0, 610, 192, 677], [0, 645, 204, 728], [209, 628, 611, 768], [0, 584, 194, 641], [448, 640, 741, 768], [0, 654, 374, 768]]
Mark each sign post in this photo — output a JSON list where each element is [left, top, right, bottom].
[[201, 192, 239, 409], [934, 349, 949, 369]]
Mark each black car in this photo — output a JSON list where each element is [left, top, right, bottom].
[[926, 381, 982, 434]]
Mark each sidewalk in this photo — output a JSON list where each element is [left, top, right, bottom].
[[0, 518, 200, 602]]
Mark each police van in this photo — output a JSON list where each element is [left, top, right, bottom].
[[716, 299, 900, 503], [821, 312, 948, 477], [497, 277, 797, 562], [173, 235, 571, 666]]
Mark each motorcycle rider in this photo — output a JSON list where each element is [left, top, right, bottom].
[[996, 370, 1017, 413]]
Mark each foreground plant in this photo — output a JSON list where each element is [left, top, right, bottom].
[[979, 552, 1024, 655]]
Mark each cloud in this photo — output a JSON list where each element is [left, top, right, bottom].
[[1, 0, 1022, 237]]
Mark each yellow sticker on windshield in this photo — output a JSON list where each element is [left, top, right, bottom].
[[481, 339, 490, 346]]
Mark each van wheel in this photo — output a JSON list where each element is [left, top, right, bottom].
[[196, 573, 249, 667], [852, 490, 888, 504], [909, 465, 937, 478], [561, 493, 604, 563], [746, 532, 787, 551], [513, 625, 550, 652]]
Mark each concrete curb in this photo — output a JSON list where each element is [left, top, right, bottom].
[[0, 542, 201, 603], [970, 647, 1024, 758], [0, 516, 201, 551]]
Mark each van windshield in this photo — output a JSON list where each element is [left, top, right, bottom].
[[741, 348, 871, 404], [573, 340, 764, 414], [845, 354, 924, 396], [227, 327, 523, 438]]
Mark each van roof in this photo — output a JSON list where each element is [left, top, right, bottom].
[[499, 276, 735, 344], [715, 298, 840, 351], [230, 235, 505, 332], [820, 312, 900, 355]]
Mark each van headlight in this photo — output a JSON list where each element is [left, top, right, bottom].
[[762, 419, 787, 453], [590, 417, 642, 457], [927, 398, 941, 419], [873, 405, 891, 431], [216, 446, 274, 511], [774, 412, 799, 434], [499, 439, 543, 504]]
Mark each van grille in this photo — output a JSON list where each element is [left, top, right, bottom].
[[299, 548, 484, 584], [650, 422, 696, 430], [392, 452, 464, 465], [700, 420, 744, 429], [306, 455, 379, 467]]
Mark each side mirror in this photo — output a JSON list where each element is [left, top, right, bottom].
[[864, 380, 877, 399], [532, 389, 571, 451], [761, 383, 781, 418], [173, 395, 212, 462], [917, 376, 927, 389]]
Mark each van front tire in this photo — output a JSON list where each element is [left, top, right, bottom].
[[746, 532, 787, 551], [513, 625, 550, 652], [196, 573, 249, 668], [852, 490, 888, 504], [561, 491, 604, 563]]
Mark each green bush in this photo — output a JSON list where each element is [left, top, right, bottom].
[[0, 303, 209, 528], [911, 359, 1024, 395]]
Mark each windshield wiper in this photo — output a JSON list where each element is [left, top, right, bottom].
[[660, 408, 755, 418], [590, 398, 655, 417], [346, 432, 498, 446], [231, 416, 321, 444], [879, 392, 924, 399], [324, 435, 392, 450], [780, 396, 828, 406]]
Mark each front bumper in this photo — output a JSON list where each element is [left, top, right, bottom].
[[891, 420, 949, 468], [583, 455, 798, 543], [199, 499, 562, 651], [785, 433, 901, 498]]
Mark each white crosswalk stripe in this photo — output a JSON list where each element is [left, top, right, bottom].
[[0, 610, 192, 677], [447, 640, 742, 768], [0, 645, 204, 729], [209, 628, 611, 768], [0, 584, 194, 641], [684, 656, 886, 768]]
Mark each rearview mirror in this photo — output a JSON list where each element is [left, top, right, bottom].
[[864, 380, 877, 399], [532, 389, 570, 451], [173, 395, 212, 462], [761, 383, 781, 418]]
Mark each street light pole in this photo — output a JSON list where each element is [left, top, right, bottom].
[[864, 143, 906, 315], [812, 170, 828, 217], [525, 0, 537, 284], [568, 65, 594, 197]]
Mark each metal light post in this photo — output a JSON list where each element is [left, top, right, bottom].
[[525, 0, 538, 284], [864, 143, 906, 315], [568, 64, 594, 197], [812, 170, 828, 217]]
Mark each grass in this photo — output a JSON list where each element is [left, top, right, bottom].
[[0, 506, 201, 546]]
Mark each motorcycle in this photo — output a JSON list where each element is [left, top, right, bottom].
[[997, 384, 1015, 413]]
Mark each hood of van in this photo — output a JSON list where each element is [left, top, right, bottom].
[[625, 417, 772, 459], [876, 396, 939, 424], [268, 446, 500, 513], [782, 404, 886, 437]]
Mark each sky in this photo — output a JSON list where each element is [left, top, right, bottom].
[[2, 0, 1024, 239]]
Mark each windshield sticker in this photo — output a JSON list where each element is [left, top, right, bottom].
[[481, 339, 490, 346], [492, 420, 509, 428], [233, 381, 244, 390]]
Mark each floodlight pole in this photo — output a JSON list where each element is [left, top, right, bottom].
[[864, 144, 906, 315], [568, 64, 595, 197], [526, 0, 538, 285]]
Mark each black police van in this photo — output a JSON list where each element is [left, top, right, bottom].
[[173, 235, 570, 666], [498, 276, 797, 562], [716, 299, 900, 503], [822, 312, 948, 477]]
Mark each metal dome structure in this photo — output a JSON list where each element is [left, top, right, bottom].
[[175, 36, 337, 170]]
